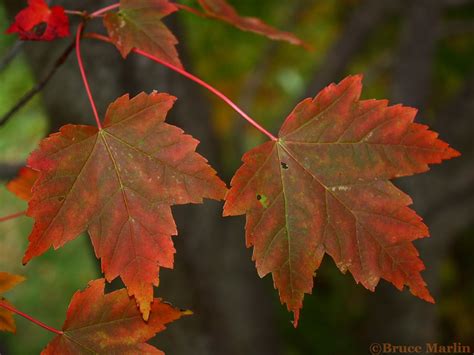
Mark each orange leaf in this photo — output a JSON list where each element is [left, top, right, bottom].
[[42, 279, 190, 354], [0, 272, 25, 333], [7, 167, 39, 201]]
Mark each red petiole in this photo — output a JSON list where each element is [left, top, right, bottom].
[[83, 33, 277, 141], [74, 3, 277, 140], [75, 23, 102, 130], [90, 3, 120, 18], [0, 301, 63, 335], [0, 211, 26, 223]]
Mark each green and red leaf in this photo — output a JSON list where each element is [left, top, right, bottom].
[[24, 92, 227, 320], [197, 0, 307, 47], [224, 75, 460, 326], [104, 0, 182, 68], [42, 279, 190, 354]]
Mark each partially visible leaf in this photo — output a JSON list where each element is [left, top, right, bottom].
[[23, 92, 227, 321], [6, 0, 70, 41], [7, 167, 39, 201], [0, 272, 25, 333], [224, 75, 460, 326], [104, 0, 182, 68], [42, 279, 190, 354], [197, 0, 307, 47]]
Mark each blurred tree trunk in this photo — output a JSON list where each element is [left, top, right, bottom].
[[370, 0, 474, 346], [369, 0, 445, 344], [302, 0, 402, 98], [3, 1, 279, 354]]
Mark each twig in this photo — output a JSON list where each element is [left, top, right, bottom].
[[0, 41, 23, 73], [0, 41, 76, 127]]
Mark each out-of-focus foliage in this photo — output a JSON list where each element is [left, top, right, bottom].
[[0, 0, 473, 354], [440, 226, 474, 345]]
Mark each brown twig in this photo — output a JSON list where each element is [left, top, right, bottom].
[[0, 40, 76, 127], [0, 40, 23, 73]]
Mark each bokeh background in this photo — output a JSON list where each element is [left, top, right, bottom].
[[0, 0, 473, 354]]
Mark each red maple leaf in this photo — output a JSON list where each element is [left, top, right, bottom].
[[23, 92, 227, 320], [224, 75, 460, 326], [0, 272, 25, 333], [7, 167, 39, 201], [104, 0, 182, 68], [6, 0, 70, 41], [197, 0, 307, 47], [42, 279, 190, 354]]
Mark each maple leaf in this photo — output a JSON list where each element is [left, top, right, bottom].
[[224, 75, 460, 326], [197, 0, 306, 47], [104, 0, 182, 68], [42, 278, 190, 354], [23, 92, 227, 321], [6, 0, 70, 41], [0, 272, 25, 333], [7, 167, 39, 201]]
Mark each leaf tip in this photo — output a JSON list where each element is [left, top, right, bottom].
[[446, 147, 461, 159], [291, 310, 300, 328]]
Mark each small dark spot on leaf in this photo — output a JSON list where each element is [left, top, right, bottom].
[[58, 197, 65, 202], [281, 162, 288, 169], [257, 194, 262, 201], [33, 22, 47, 37]]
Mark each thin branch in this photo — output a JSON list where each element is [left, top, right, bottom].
[[0, 301, 63, 335], [0, 40, 23, 73], [0, 40, 76, 127], [85, 33, 277, 141]]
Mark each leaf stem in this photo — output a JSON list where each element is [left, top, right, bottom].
[[85, 33, 277, 141], [135, 49, 277, 141], [0, 301, 63, 335], [64, 10, 87, 17], [175, 3, 208, 18], [76, 23, 102, 130], [90, 4, 120, 18], [0, 211, 26, 223]]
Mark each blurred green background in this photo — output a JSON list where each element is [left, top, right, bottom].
[[0, 0, 473, 354]]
